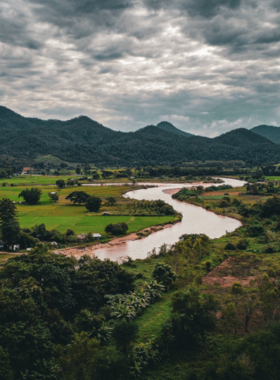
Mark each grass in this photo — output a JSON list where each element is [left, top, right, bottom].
[[0, 184, 175, 236], [0, 254, 17, 264]]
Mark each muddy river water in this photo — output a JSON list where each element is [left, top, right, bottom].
[[93, 178, 246, 261]]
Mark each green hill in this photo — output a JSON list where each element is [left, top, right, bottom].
[[1, 106, 280, 166], [251, 124, 280, 144], [156, 121, 194, 137]]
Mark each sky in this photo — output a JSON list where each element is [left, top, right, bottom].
[[1, 0, 280, 136]]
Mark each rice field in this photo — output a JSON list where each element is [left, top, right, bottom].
[[0, 184, 175, 236]]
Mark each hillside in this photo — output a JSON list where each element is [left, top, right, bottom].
[[156, 121, 193, 137], [251, 124, 280, 144], [1, 106, 280, 166]]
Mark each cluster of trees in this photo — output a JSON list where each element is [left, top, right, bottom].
[[0, 246, 135, 379], [18, 188, 42, 205], [105, 222, 129, 235], [246, 182, 280, 195], [66, 191, 102, 212], [126, 200, 175, 215], [173, 185, 233, 201]]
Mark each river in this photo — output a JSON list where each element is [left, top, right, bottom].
[[93, 178, 246, 261]]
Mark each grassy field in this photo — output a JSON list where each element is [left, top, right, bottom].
[[0, 184, 175, 236]]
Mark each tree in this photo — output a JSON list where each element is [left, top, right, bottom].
[[92, 173, 100, 180], [18, 188, 42, 205], [66, 191, 90, 205], [112, 320, 138, 354], [0, 288, 53, 377], [75, 167, 81, 174], [56, 179, 66, 189], [0, 198, 20, 247], [0, 197, 17, 223], [105, 222, 128, 235], [171, 288, 218, 343], [107, 197, 116, 206], [85, 196, 102, 212], [49, 191, 59, 203], [152, 263, 177, 288]]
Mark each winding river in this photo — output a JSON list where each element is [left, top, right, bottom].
[[93, 178, 246, 261]]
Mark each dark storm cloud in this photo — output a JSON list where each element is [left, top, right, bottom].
[[0, 0, 280, 136], [143, 0, 241, 18]]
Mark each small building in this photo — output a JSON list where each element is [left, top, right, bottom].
[[93, 233, 102, 240], [10, 244, 20, 251], [77, 234, 86, 240], [0, 240, 4, 249], [50, 241, 58, 246], [102, 212, 111, 216], [26, 248, 32, 252]]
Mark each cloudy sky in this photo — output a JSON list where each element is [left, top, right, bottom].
[[1, 0, 280, 136]]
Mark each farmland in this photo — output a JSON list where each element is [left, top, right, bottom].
[[0, 184, 176, 237]]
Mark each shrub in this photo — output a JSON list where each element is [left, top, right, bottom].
[[205, 261, 212, 272], [265, 246, 275, 253], [231, 282, 243, 295], [246, 224, 265, 237], [236, 240, 248, 250], [225, 243, 236, 251], [152, 263, 177, 287]]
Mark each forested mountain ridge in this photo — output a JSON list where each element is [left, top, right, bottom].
[[251, 124, 280, 144], [155, 121, 194, 137], [1, 106, 280, 166]]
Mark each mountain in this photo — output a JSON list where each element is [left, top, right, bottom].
[[251, 125, 280, 144], [1, 106, 280, 166], [155, 121, 193, 137]]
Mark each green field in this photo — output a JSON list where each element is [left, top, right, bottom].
[[0, 175, 80, 186], [265, 176, 280, 181], [0, 184, 175, 236]]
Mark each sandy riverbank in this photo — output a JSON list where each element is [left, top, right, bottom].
[[57, 223, 173, 258]]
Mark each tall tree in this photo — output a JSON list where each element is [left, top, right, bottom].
[[0, 198, 20, 247], [18, 188, 42, 205]]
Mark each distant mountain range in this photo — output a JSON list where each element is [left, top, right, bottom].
[[0, 106, 280, 166], [251, 125, 280, 144]]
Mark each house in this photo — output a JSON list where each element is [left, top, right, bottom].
[[26, 248, 32, 252], [93, 233, 102, 240], [50, 242, 58, 246], [77, 233, 87, 240], [10, 244, 20, 251], [102, 212, 111, 216]]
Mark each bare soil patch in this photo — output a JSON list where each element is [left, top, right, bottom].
[[203, 257, 258, 287]]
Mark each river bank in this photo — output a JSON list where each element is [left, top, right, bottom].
[[56, 178, 245, 261]]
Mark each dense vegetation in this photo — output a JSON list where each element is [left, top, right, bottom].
[[1, 106, 280, 166], [2, 177, 280, 378]]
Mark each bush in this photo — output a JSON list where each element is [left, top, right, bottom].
[[236, 240, 248, 250], [152, 263, 177, 287], [265, 246, 275, 253], [105, 222, 128, 235], [246, 224, 265, 237], [225, 243, 236, 251]]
